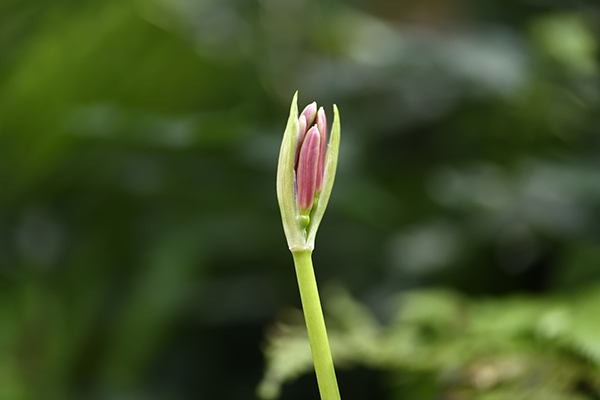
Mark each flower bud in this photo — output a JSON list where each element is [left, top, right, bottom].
[[295, 115, 307, 167], [300, 102, 317, 128], [315, 107, 327, 193], [276, 92, 341, 251], [297, 126, 320, 214]]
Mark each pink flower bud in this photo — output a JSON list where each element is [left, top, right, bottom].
[[315, 107, 328, 193], [295, 115, 307, 168], [300, 102, 317, 127], [276, 92, 340, 249], [296, 126, 320, 213]]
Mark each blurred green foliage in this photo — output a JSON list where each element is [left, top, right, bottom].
[[260, 286, 600, 399], [0, 0, 599, 399]]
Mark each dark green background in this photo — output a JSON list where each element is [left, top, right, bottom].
[[1, 0, 599, 398]]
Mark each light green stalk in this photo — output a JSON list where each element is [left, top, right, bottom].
[[276, 92, 342, 399], [292, 249, 341, 400]]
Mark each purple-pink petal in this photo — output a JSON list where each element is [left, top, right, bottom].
[[296, 126, 320, 213], [295, 115, 307, 168], [300, 102, 317, 127], [315, 107, 328, 192]]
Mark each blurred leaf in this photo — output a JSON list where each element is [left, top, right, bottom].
[[531, 13, 598, 76]]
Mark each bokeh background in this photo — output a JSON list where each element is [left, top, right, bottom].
[[1, 0, 600, 399]]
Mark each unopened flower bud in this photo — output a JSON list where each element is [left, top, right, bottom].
[[297, 126, 321, 215], [300, 102, 317, 128], [276, 92, 341, 251], [295, 115, 307, 167], [315, 107, 328, 193]]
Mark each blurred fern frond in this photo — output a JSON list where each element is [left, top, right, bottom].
[[259, 285, 600, 399]]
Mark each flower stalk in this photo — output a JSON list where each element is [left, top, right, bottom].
[[292, 249, 340, 400], [276, 92, 341, 400]]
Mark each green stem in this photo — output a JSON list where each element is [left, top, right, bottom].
[[291, 249, 341, 400]]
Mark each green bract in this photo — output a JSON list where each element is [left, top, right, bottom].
[[276, 92, 341, 252]]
